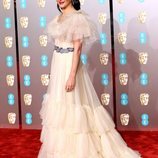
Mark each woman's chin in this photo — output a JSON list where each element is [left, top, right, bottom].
[[58, 3, 65, 8]]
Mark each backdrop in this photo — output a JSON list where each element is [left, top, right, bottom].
[[0, 0, 157, 131]]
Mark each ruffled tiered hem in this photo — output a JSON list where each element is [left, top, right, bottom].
[[39, 127, 141, 158], [38, 94, 142, 158]]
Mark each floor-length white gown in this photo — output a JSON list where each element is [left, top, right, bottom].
[[37, 10, 142, 158]]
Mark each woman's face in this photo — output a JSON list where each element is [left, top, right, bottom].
[[57, 0, 72, 10]]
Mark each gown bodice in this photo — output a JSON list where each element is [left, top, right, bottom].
[[44, 9, 99, 46]]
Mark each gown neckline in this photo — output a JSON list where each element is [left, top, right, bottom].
[[57, 10, 82, 23]]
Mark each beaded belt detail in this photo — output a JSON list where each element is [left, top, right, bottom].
[[54, 45, 74, 53]]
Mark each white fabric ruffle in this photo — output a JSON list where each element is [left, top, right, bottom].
[[44, 10, 99, 45]]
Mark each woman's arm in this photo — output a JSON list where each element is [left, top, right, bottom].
[[65, 39, 83, 92]]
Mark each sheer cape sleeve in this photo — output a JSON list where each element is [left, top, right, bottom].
[[43, 10, 99, 46]]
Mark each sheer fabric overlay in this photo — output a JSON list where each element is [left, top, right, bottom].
[[43, 10, 99, 45]]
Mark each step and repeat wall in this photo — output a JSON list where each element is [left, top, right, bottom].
[[0, 0, 158, 131], [0, 0, 20, 128], [113, 0, 158, 131]]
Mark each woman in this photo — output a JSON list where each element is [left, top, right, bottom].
[[38, 0, 142, 157]]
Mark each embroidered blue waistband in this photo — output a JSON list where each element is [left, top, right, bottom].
[[54, 45, 74, 53]]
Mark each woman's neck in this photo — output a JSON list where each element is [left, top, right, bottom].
[[61, 5, 76, 15]]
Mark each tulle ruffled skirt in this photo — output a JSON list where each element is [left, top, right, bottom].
[[37, 41, 142, 158]]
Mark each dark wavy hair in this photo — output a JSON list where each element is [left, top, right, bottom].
[[57, 0, 81, 12]]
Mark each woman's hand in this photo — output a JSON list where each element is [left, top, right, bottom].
[[65, 75, 76, 92]]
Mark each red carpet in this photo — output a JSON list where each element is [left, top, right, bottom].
[[0, 129, 157, 158]]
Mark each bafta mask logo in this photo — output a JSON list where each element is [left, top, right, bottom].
[[139, 52, 148, 64], [100, 53, 109, 65], [5, 36, 13, 48], [117, 0, 124, 4], [120, 114, 129, 126], [38, 0, 46, 8], [98, 13, 107, 25], [79, 0, 85, 5], [8, 113, 16, 124], [6, 74, 14, 86], [41, 74, 50, 86], [138, 11, 147, 24], [101, 93, 110, 106], [118, 32, 127, 45], [24, 94, 32, 106], [140, 93, 149, 106], [3, 0, 11, 10], [119, 73, 128, 85], [22, 55, 31, 67], [39, 35, 48, 47], [20, 17, 29, 28]]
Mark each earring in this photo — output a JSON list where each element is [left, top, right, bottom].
[[72, 0, 74, 5]]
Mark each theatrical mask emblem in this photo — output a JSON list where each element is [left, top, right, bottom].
[[41, 74, 50, 86], [119, 73, 128, 85], [139, 52, 148, 64], [20, 17, 29, 28], [37, 0, 46, 8], [24, 94, 32, 106], [98, 13, 107, 25], [39, 35, 48, 47], [3, 0, 11, 10], [140, 93, 149, 106], [118, 32, 127, 45], [138, 11, 147, 24], [8, 113, 16, 124], [5, 36, 13, 48], [120, 114, 129, 126], [117, 0, 124, 4], [100, 53, 109, 65], [79, 0, 85, 5], [6, 74, 15, 86], [101, 93, 110, 106], [22, 55, 31, 67]]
